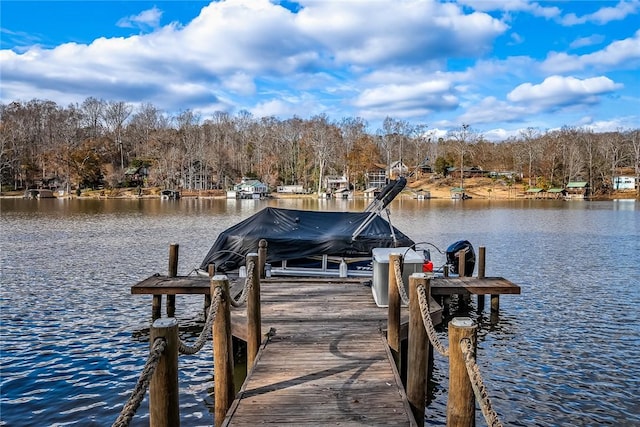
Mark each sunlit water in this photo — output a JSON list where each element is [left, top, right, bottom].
[[1, 197, 638, 426]]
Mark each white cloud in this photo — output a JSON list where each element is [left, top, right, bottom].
[[561, 0, 640, 26], [507, 75, 622, 107], [117, 6, 163, 30], [458, 0, 561, 19], [542, 30, 640, 73], [295, 0, 507, 65], [569, 34, 605, 50]]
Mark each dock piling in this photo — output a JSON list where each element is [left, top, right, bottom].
[[446, 317, 477, 427], [387, 253, 402, 363], [407, 273, 430, 425], [477, 246, 486, 311], [149, 317, 180, 427], [246, 253, 261, 368], [212, 275, 234, 427], [166, 243, 179, 318], [204, 263, 215, 319], [258, 239, 267, 279], [458, 249, 470, 308]]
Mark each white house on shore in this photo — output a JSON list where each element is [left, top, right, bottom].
[[227, 178, 269, 199]]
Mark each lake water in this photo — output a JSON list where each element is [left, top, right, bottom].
[[1, 197, 638, 426]]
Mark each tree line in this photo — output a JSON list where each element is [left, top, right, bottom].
[[1, 98, 638, 195]]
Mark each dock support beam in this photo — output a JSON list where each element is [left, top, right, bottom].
[[446, 317, 477, 427], [150, 318, 180, 427], [407, 273, 430, 425], [213, 275, 234, 427], [246, 253, 261, 368]]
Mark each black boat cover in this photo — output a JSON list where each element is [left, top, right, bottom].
[[199, 207, 414, 272]]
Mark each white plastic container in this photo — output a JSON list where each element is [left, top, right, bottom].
[[371, 247, 424, 307], [339, 258, 348, 277]]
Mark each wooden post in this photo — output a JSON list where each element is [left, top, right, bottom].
[[152, 294, 162, 320], [246, 253, 261, 368], [407, 273, 430, 425], [491, 294, 500, 313], [204, 264, 215, 320], [477, 246, 485, 311], [387, 253, 402, 362], [149, 317, 180, 427], [458, 249, 466, 277], [212, 275, 234, 427], [167, 243, 179, 318], [458, 249, 470, 308], [441, 264, 450, 312], [446, 317, 477, 427], [258, 239, 267, 279]]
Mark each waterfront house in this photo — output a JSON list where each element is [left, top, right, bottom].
[[613, 176, 636, 190], [366, 164, 387, 189], [546, 188, 566, 199], [566, 181, 590, 199], [233, 178, 269, 199], [526, 188, 544, 199]]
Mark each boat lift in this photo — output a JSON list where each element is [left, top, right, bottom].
[[351, 177, 406, 241]]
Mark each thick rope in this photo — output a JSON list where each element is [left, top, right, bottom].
[[178, 286, 223, 355], [229, 259, 255, 308], [392, 258, 410, 305], [460, 337, 504, 427], [417, 284, 449, 357], [112, 337, 167, 427]]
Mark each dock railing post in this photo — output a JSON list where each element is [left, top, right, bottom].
[[407, 273, 430, 425], [204, 264, 215, 320], [446, 317, 477, 427], [149, 317, 180, 427], [477, 246, 486, 311], [167, 243, 179, 318], [212, 275, 234, 427], [387, 253, 402, 365], [246, 253, 261, 368], [258, 239, 267, 279], [458, 249, 470, 308]]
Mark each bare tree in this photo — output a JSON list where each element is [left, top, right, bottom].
[[103, 101, 132, 170]]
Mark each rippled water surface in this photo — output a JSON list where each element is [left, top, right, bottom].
[[1, 197, 638, 426]]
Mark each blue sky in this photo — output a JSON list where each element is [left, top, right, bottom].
[[1, 0, 639, 140]]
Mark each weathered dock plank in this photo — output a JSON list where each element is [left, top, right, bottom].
[[221, 279, 418, 426], [131, 275, 520, 297], [430, 276, 521, 295]]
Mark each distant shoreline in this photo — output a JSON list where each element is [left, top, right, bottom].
[[1, 187, 636, 201]]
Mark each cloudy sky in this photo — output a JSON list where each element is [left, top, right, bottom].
[[1, 0, 639, 140]]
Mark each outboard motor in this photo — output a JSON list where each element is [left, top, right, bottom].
[[446, 240, 475, 276]]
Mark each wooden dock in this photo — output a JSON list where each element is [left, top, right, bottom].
[[132, 274, 520, 426], [223, 278, 418, 426]]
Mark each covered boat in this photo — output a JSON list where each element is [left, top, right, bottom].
[[200, 207, 414, 275], [200, 178, 414, 276]]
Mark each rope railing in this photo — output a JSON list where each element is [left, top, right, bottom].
[[394, 274, 502, 427], [460, 337, 503, 427], [416, 283, 449, 357], [112, 337, 167, 427], [392, 257, 410, 305], [176, 259, 255, 355], [178, 286, 223, 355]]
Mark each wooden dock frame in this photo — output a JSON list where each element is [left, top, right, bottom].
[[130, 244, 520, 426]]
